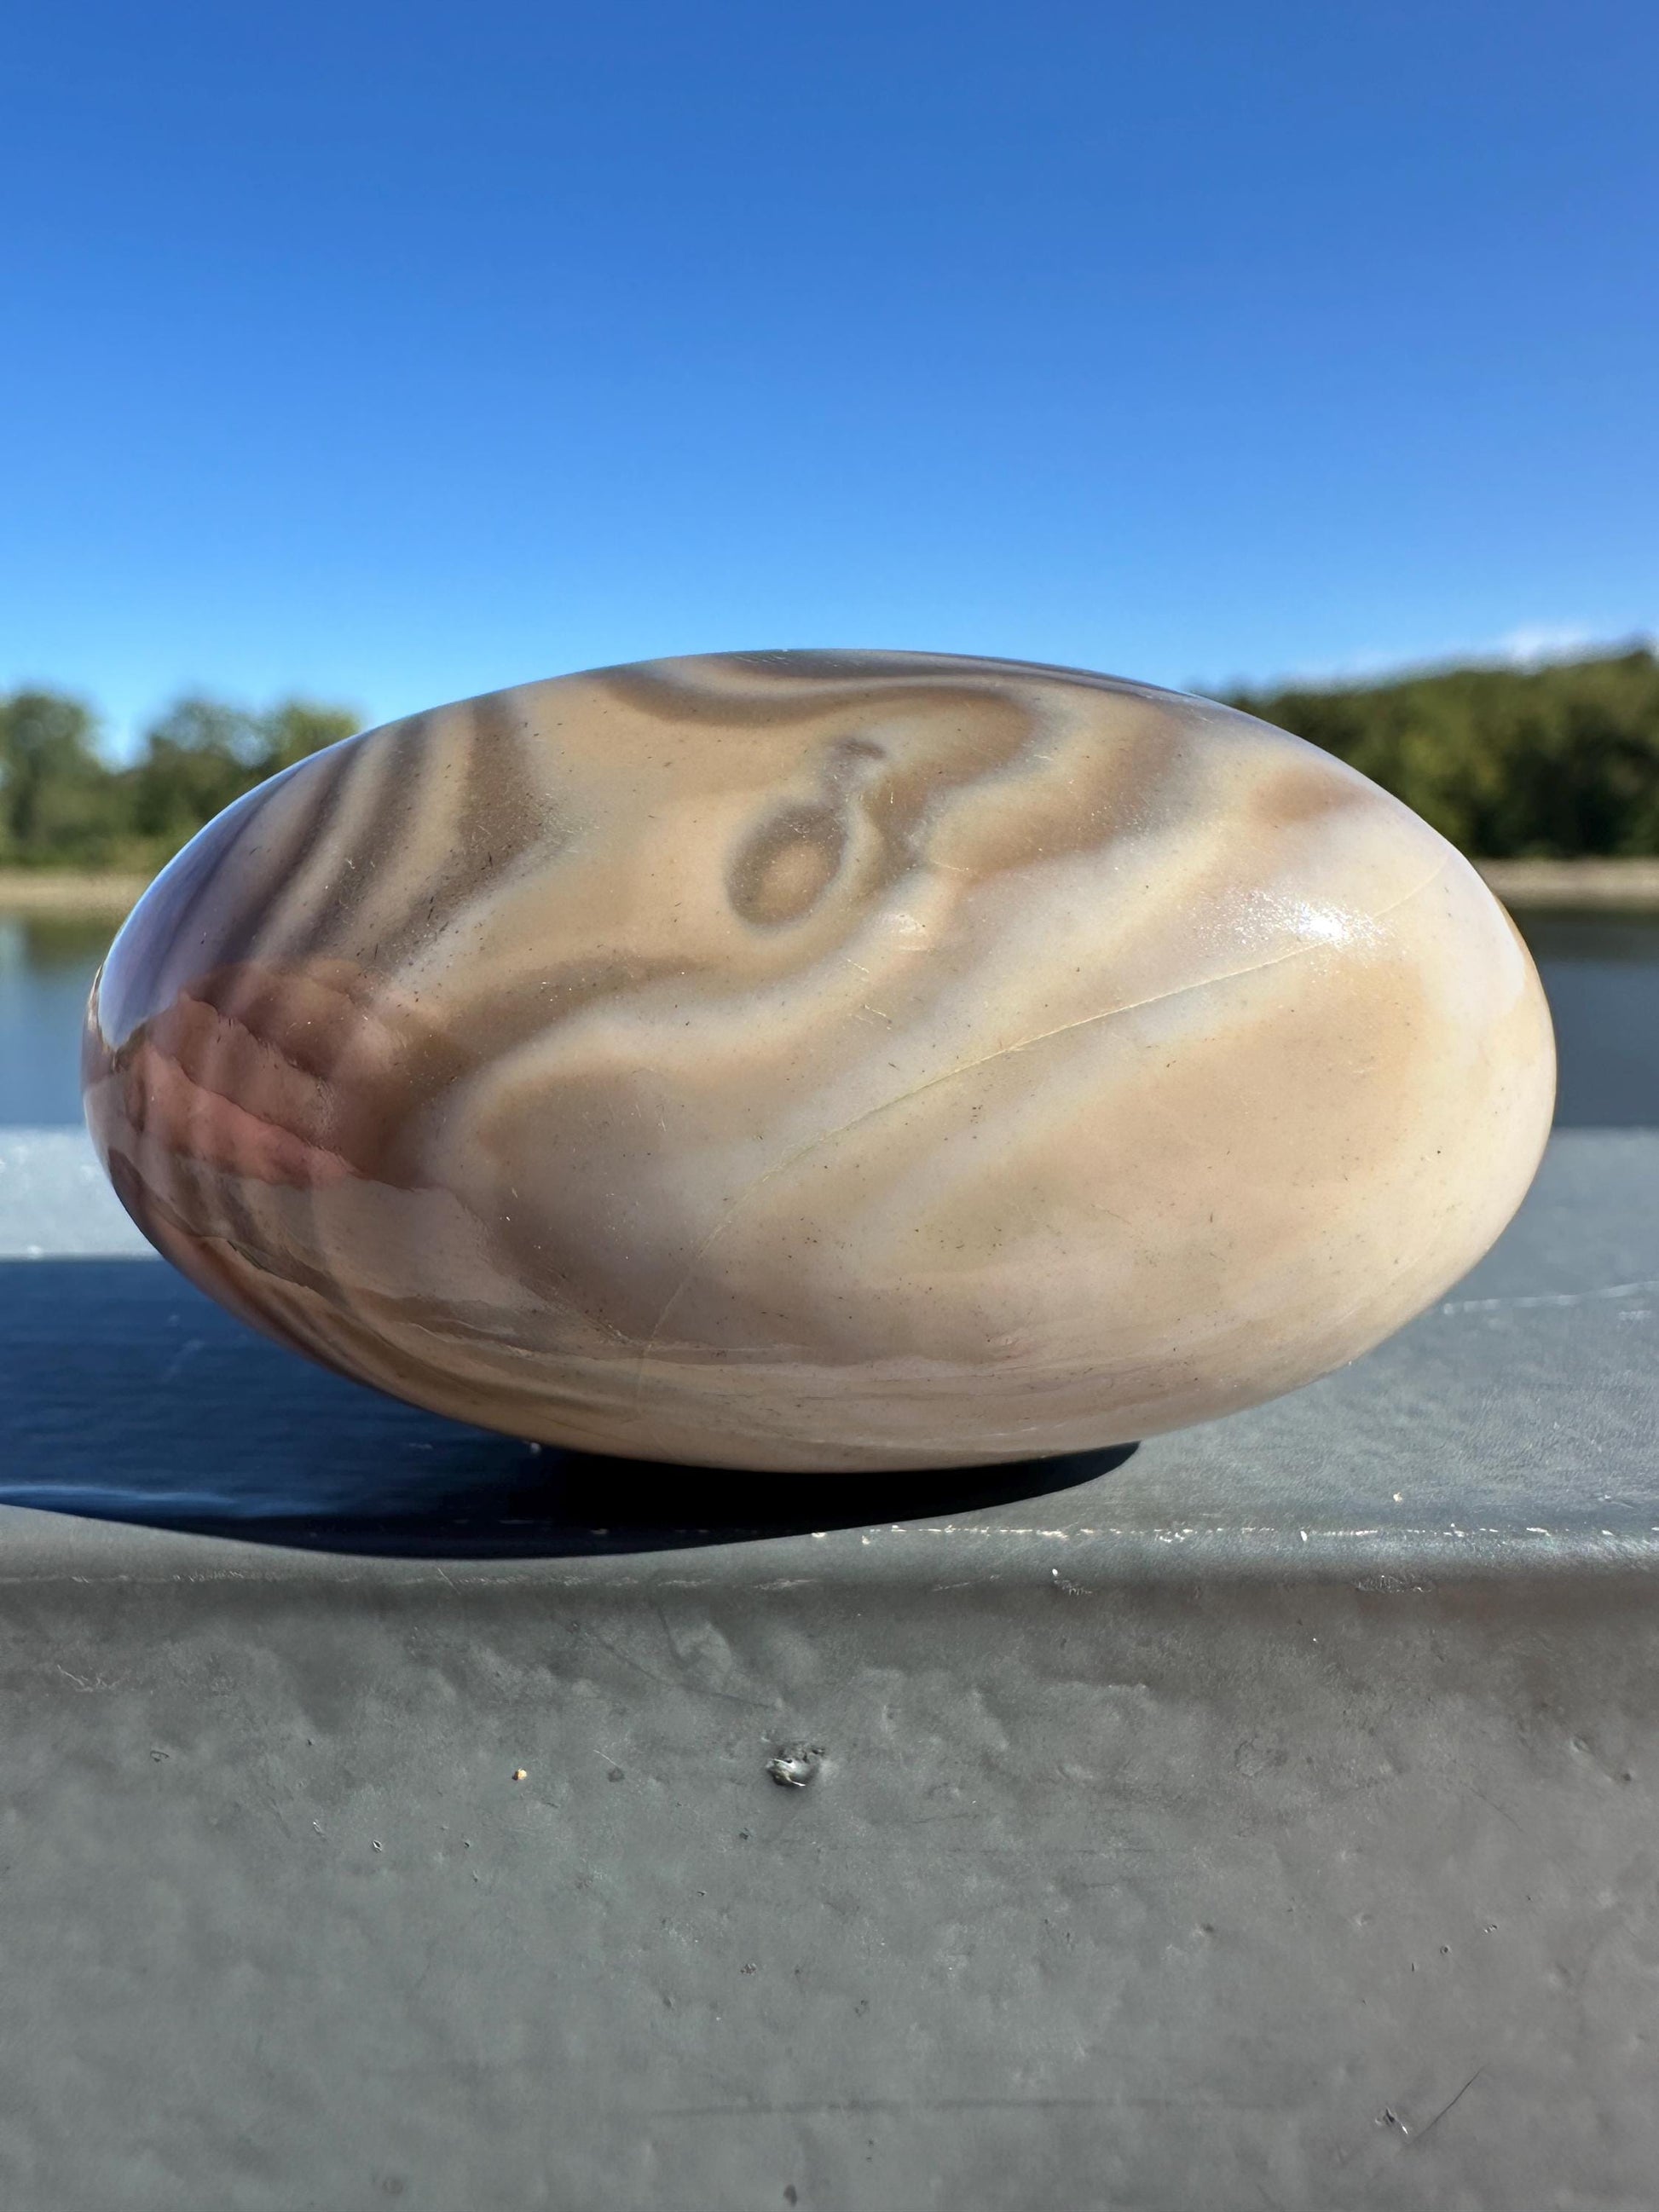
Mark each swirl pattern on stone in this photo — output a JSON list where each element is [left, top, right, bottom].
[[83, 651, 1555, 1472]]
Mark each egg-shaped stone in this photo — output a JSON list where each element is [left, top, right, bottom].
[[83, 650, 1554, 1472]]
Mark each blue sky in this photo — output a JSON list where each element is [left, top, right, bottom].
[[3, 0, 1655, 753]]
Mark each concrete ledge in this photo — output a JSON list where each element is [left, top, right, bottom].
[[3, 1129, 1656, 2209], [2, 1129, 1654, 1584]]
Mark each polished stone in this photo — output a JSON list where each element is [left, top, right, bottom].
[[82, 650, 1555, 1471]]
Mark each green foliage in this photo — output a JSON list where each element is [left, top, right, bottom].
[[0, 691, 119, 866], [7, 653, 1659, 869], [0, 690, 361, 872], [1228, 647, 1659, 858]]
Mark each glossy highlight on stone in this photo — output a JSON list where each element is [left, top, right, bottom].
[[83, 651, 1556, 1472]]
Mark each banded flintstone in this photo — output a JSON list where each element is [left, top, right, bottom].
[[83, 650, 1555, 1474]]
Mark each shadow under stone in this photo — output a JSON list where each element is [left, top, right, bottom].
[[0, 1259, 1137, 1557]]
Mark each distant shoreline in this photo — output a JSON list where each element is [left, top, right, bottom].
[[0, 871, 152, 915], [3, 857, 1659, 919], [1472, 858, 1659, 910]]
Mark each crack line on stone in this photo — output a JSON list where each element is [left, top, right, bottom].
[[631, 853, 1454, 1406]]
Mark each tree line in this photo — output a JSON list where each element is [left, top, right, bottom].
[[1228, 644, 1659, 858], [3, 646, 1657, 870], [0, 691, 360, 872]]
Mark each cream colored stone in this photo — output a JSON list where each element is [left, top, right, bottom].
[[83, 651, 1555, 1471]]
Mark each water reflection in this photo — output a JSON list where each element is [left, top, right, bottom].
[[1513, 910, 1659, 1127], [1, 901, 1656, 1128], [0, 911, 118, 1124]]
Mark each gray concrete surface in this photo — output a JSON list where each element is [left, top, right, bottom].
[[2, 1130, 1657, 2209], [0, 1129, 152, 1258]]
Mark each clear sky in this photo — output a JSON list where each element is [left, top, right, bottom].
[[3, 0, 1655, 752]]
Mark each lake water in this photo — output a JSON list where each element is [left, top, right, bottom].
[[0, 914, 118, 1126], [3, 906, 1654, 1129]]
